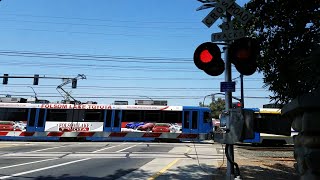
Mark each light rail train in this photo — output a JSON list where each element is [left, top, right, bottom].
[[0, 98, 213, 141], [243, 108, 296, 145]]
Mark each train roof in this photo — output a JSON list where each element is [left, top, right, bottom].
[[0, 102, 207, 111]]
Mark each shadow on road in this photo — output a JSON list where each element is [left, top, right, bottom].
[[0, 162, 299, 180]]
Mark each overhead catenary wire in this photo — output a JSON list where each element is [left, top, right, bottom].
[[2, 84, 267, 91]]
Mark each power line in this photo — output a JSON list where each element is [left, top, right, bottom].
[[2, 85, 267, 92], [0, 27, 203, 38], [0, 93, 270, 100], [0, 50, 191, 64], [1, 13, 200, 24], [3, 84, 265, 90], [0, 62, 198, 72], [0, 19, 203, 30], [8, 73, 264, 81]]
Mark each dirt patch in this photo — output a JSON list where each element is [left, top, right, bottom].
[[211, 150, 299, 180]]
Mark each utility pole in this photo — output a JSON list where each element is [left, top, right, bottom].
[[240, 74, 244, 108], [224, 12, 235, 178], [196, 1, 255, 179]]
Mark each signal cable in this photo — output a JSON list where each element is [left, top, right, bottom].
[[218, 144, 225, 170], [225, 144, 241, 177], [191, 139, 212, 176]]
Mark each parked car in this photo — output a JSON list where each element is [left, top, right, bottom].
[[13, 121, 27, 131], [152, 123, 170, 132], [137, 123, 155, 131], [0, 122, 14, 131], [169, 123, 182, 133], [125, 122, 145, 129], [212, 118, 220, 131]]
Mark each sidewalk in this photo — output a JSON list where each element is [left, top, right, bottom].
[[155, 143, 222, 180], [117, 142, 224, 180]]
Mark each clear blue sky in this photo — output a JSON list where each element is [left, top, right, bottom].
[[0, 0, 273, 107]]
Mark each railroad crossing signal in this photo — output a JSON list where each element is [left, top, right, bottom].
[[193, 42, 225, 76], [194, 38, 258, 76], [201, 0, 253, 28], [198, 0, 253, 42], [229, 37, 259, 76]]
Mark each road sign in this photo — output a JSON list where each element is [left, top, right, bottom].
[[220, 0, 253, 24], [196, 3, 217, 11], [211, 29, 245, 42], [202, 2, 225, 28], [201, 0, 253, 27], [197, 0, 216, 3], [220, 82, 236, 92], [220, 22, 234, 31]]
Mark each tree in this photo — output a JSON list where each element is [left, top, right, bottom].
[[242, 0, 320, 104], [209, 98, 226, 119]]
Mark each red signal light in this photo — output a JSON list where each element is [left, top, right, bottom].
[[229, 37, 259, 76], [193, 42, 225, 76], [236, 49, 249, 60], [200, 49, 213, 63]]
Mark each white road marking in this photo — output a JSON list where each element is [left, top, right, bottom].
[[0, 158, 58, 170], [26, 145, 71, 153], [92, 143, 128, 153], [116, 143, 143, 152], [0, 158, 91, 180]]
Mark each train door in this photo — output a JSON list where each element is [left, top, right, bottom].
[[27, 108, 45, 132], [104, 110, 112, 132], [182, 110, 199, 133], [27, 108, 37, 132], [182, 110, 191, 133], [190, 111, 199, 134], [36, 109, 46, 132], [112, 110, 122, 132], [200, 111, 213, 134]]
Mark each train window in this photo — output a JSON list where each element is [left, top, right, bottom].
[[254, 113, 282, 133], [105, 110, 112, 127], [114, 110, 121, 127], [144, 111, 160, 122], [46, 109, 69, 121], [84, 110, 104, 122], [0, 108, 28, 122], [72, 110, 81, 122], [122, 110, 141, 122], [203, 112, 211, 123], [162, 111, 182, 123], [29, 109, 36, 126], [192, 111, 198, 129], [37, 109, 45, 127], [183, 111, 190, 129]]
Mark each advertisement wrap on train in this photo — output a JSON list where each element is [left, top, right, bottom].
[[0, 101, 213, 141]]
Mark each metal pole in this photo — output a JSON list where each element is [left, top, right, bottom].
[[240, 74, 244, 108], [224, 12, 235, 179]]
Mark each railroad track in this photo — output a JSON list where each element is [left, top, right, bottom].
[[236, 145, 294, 152]]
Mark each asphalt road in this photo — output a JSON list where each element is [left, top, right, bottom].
[[0, 141, 220, 180]]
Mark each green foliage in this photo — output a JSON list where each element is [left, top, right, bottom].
[[209, 98, 226, 119], [242, 0, 320, 104]]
